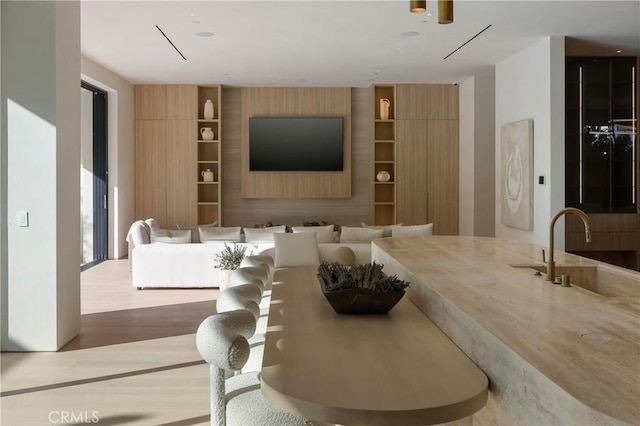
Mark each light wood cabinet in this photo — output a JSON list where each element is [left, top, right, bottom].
[[373, 84, 459, 234], [396, 120, 428, 225], [166, 85, 198, 119], [135, 84, 223, 228], [166, 120, 197, 227], [135, 120, 166, 225]]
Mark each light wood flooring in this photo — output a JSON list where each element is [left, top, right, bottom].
[[1, 260, 220, 426]]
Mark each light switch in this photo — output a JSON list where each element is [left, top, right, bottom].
[[17, 211, 29, 227], [538, 175, 546, 185]]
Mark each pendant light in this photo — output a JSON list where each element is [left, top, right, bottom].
[[438, 0, 454, 24], [410, 0, 426, 13]]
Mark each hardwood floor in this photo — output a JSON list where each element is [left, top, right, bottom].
[[1, 260, 220, 426]]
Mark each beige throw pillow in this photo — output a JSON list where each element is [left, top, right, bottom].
[[243, 225, 287, 243], [291, 225, 335, 243], [274, 232, 320, 268], [150, 229, 191, 244], [199, 226, 242, 243], [339, 226, 384, 243], [391, 223, 434, 237]]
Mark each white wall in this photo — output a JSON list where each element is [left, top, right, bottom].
[[459, 78, 475, 236], [459, 68, 496, 237], [81, 56, 135, 259], [495, 36, 566, 248], [2, 1, 81, 350]]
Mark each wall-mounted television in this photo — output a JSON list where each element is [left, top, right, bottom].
[[249, 117, 344, 171]]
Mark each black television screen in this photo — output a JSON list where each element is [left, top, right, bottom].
[[249, 117, 344, 171]]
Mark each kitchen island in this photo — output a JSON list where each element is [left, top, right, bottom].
[[373, 236, 640, 425]]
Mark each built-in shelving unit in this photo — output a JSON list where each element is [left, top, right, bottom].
[[197, 85, 222, 225], [372, 85, 396, 225]]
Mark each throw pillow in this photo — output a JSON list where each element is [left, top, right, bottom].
[[128, 221, 150, 246], [391, 223, 434, 237], [150, 229, 191, 244], [200, 226, 242, 243], [243, 225, 287, 243], [274, 232, 320, 268], [339, 226, 384, 243], [291, 225, 335, 244], [145, 218, 160, 230], [360, 222, 403, 238], [177, 221, 218, 243]]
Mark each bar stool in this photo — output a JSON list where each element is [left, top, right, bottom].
[[196, 311, 317, 426]]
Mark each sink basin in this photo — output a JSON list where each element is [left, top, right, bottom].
[[510, 264, 599, 294]]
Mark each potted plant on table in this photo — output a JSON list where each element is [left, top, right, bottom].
[[214, 243, 249, 291], [317, 261, 409, 314]]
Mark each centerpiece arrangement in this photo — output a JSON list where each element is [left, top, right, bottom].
[[214, 243, 249, 291], [317, 261, 409, 315]]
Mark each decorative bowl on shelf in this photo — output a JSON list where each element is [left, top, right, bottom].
[[317, 261, 408, 315]]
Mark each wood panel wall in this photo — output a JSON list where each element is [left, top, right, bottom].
[[223, 88, 370, 227], [240, 87, 351, 198], [395, 84, 459, 234]]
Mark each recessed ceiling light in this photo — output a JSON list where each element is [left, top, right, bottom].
[[402, 31, 420, 37], [188, 13, 195, 17], [196, 32, 214, 37], [616, 50, 623, 54], [427, 13, 432, 17]]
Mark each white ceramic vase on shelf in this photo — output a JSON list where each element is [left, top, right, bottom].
[[203, 99, 214, 120], [376, 170, 391, 182], [201, 169, 214, 182], [200, 127, 214, 141]]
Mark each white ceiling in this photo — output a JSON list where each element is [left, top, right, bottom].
[[80, 0, 640, 87]]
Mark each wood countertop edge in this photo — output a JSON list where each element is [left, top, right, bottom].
[[371, 236, 640, 426], [261, 366, 489, 426]]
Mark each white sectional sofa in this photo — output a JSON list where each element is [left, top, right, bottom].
[[127, 220, 373, 289]]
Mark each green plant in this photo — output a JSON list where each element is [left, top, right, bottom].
[[318, 261, 409, 293], [214, 243, 248, 270]]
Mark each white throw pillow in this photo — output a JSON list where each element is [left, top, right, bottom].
[[360, 222, 403, 238], [391, 223, 434, 237], [274, 232, 320, 268], [200, 226, 242, 243], [177, 221, 218, 243], [145, 218, 160, 230], [339, 226, 384, 243], [150, 229, 191, 244], [243, 225, 287, 243], [291, 225, 335, 243]]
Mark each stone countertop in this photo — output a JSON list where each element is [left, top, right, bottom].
[[372, 236, 640, 425]]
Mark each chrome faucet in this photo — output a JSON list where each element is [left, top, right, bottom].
[[547, 207, 592, 281]]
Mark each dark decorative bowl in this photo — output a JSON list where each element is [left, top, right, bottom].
[[317, 276, 405, 315]]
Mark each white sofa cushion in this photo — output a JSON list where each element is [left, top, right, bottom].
[[243, 225, 287, 243], [200, 226, 242, 243], [177, 221, 218, 243], [150, 229, 191, 244], [340, 226, 384, 243], [274, 232, 320, 268], [391, 223, 434, 237], [360, 222, 403, 238], [291, 225, 335, 243]]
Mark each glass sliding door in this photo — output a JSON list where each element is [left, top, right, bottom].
[[80, 82, 108, 270]]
